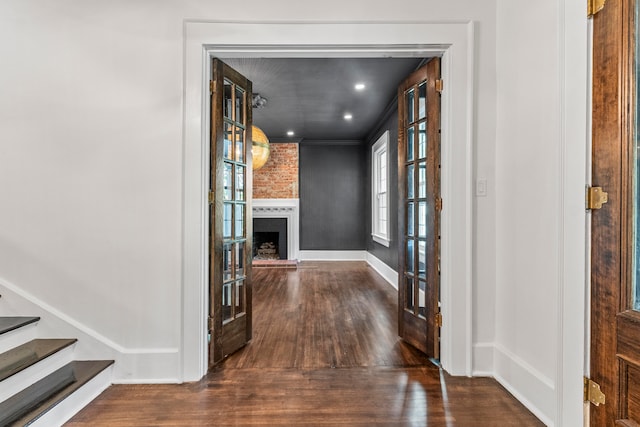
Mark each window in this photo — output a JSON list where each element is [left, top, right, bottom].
[[372, 131, 390, 247]]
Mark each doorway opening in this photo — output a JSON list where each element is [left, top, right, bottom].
[[182, 21, 475, 382], [207, 55, 445, 372]]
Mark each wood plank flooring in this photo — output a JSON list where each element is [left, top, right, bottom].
[[66, 262, 543, 426]]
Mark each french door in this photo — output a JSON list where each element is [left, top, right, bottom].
[[397, 58, 442, 358], [590, 0, 640, 424], [208, 59, 253, 368]]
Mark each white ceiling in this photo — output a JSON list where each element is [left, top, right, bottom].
[[223, 57, 426, 142]]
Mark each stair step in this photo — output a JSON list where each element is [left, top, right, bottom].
[[0, 339, 77, 382], [0, 360, 114, 427], [0, 317, 40, 336]]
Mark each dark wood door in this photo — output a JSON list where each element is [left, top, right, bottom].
[[208, 59, 253, 368], [591, 0, 640, 424], [397, 58, 441, 357]]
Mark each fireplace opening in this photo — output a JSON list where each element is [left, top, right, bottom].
[[254, 232, 280, 259], [253, 218, 287, 260]]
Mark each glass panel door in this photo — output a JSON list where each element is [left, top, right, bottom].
[[209, 59, 253, 368], [397, 58, 441, 358]]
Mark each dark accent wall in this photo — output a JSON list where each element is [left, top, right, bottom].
[[365, 106, 399, 271], [299, 143, 366, 250]]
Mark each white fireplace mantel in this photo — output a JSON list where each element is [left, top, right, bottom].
[[252, 198, 299, 260]]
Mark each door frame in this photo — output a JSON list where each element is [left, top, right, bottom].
[[182, 21, 474, 382]]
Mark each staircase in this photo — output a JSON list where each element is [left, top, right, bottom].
[[0, 316, 114, 426]]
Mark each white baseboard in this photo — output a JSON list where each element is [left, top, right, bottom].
[[471, 342, 494, 376], [298, 250, 367, 261], [0, 277, 180, 383], [493, 344, 554, 426], [112, 349, 180, 383], [365, 252, 398, 289]]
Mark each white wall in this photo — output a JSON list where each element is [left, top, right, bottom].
[[495, 1, 561, 420], [0, 0, 588, 424], [0, 1, 185, 380], [494, 0, 588, 425]]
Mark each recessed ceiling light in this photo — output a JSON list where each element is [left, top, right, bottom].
[[355, 83, 366, 91], [287, 130, 295, 136], [344, 113, 353, 120]]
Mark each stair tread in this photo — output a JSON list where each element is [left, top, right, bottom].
[[0, 317, 40, 336], [0, 360, 114, 427], [0, 339, 78, 382]]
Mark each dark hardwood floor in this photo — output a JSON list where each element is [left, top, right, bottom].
[[66, 262, 543, 426]]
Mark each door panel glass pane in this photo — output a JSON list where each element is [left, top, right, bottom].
[[405, 277, 415, 312], [418, 122, 427, 159], [419, 202, 427, 238], [235, 280, 245, 315], [222, 282, 232, 322], [235, 204, 245, 238], [407, 240, 415, 274], [224, 122, 232, 160], [235, 242, 245, 278], [235, 87, 245, 124], [223, 243, 233, 281], [418, 240, 427, 279], [223, 162, 232, 200], [407, 202, 414, 237], [418, 162, 427, 198], [223, 203, 232, 239], [236, 165, 245, 200], [418, 82, 427, 119], [407, 164, 414, 199], [417, 280, 427, 319], [407, 88, 415, 123], [224, 80, 232, 119], [235, 126, 245, 163], [407, 127, 415, 161]]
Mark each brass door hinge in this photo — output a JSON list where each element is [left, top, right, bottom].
[[586, 186, 608, 210], [584, 377, 606, 406], [209, 80, 215, 95], [208, 316, 214, 331], [435, 79, 444, 93], [435, 312, 443, 328], [435, 197, 443, 212], [588, 0, 606, 17], [208, 190, 214, 204]]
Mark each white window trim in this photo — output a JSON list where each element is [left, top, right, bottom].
[[372, 131, 390, 247]]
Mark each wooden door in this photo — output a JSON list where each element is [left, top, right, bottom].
[[397, 58, 441, 357], [590, 0, 640, 423], [208, 59, 253, 368]]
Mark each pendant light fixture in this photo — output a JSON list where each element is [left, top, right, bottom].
[[251, 125, 270, 170]]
